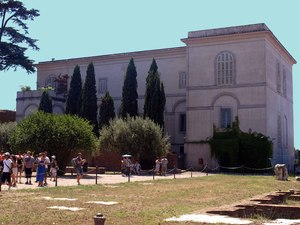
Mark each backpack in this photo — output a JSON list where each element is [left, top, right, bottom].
[[71, 158, 77, 167]]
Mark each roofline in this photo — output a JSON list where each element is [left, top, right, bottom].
[[37, 46, 186, 66]]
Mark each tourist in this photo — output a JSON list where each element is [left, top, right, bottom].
[[11, 155, 18, 187], [36, 152, 46, 187], [134, 160, 141, 175], [74, 153, 85, 185], [50, 155, 58, 182], [124, 156, 132, 177], [155, 158, 161, 175], [16, 153, 23, 183], [43, 151, 50, 186], [1, 152, 12, 189], [23, 151, 35, 185], [161, 157, 168, 176]]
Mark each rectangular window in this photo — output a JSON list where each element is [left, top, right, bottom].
[[220, 108, 231, 128], [179, 72, 186, 89], [179, 113, 186, 132], [98, 78, 107, 94]]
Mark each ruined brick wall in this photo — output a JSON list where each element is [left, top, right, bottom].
[[0, 110, 16, 123]]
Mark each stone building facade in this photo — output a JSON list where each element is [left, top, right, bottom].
[[16, 23, 296, 170]]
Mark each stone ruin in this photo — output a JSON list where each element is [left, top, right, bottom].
[[274, 164, 288, 181]]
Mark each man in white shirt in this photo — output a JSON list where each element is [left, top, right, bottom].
[[1, 152, 12, 189]]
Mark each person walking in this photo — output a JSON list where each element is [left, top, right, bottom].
[[74, 153, 85, 185]]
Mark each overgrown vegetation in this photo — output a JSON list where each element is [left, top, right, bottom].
[[99, 116, 170, 167], [209, 117, 273, 168]]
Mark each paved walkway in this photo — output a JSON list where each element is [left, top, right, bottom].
[[0, 171, 208, 191]]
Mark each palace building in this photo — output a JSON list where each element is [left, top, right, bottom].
[[16, 23, 296, 170]]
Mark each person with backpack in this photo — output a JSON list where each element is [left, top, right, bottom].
[[73, 153, 85, 185]]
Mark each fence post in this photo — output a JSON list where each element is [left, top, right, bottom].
[[93, 213, 106, 225], [55, 174, 57, 187], [173, 166, 176, 179], [95, 166, 98, 184], [206, 163, 208, 176], [153, 165, 155, 180]]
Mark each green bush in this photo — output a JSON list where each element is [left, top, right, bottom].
[[99, 116, 170, 168], [9, 112, 97, 171]]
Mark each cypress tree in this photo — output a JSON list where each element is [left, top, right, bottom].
[[121, 58, 138, 118], [143, 58, 166, 128], [158, 82, 166, 129], [38, 91, 52, 113], [99, 91, 115, 131], [65, 65, 82, 115], [144, 58, 158, 118], [80, 62, 99, 136]]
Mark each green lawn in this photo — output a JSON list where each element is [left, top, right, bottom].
[[1, 174, 299, 225]]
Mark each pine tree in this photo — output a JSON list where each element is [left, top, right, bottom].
[[80, 62, 99, 136], [121, 58, 138, 118], [38, 91, 52, 113], [0, 1, 39, 73], [65, 65, 82, 115], [99, 91, 115, 131], [143, 58, 166, 128]]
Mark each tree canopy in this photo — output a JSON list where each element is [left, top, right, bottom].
[[65, 65, 82, 115], [0, 0, 39, 73], [98, 91, 115, 131], [121, 58, 138, 118], [99, 116, 170, 167], [9, 112, 97, 171], [0, 121, 16, 152]]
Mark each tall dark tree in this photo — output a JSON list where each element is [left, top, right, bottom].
[[80, 62, 99, 136], [0, 0, 39, 73], [144, 58, 157, 118], [121, 58, 138, 118], [158, 82, 166, 128], [65, 65, 82, 115], [143, 58, 166, 128], [99, 91, 115, 131], [38, 91, 52, 113]]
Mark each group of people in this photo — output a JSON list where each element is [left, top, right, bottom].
[[155, 157, 169, 176], [0, 151, 58, 189], [121, 156, 141, 177]]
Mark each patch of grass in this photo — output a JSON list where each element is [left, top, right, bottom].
[[0, 174, 300, 225]]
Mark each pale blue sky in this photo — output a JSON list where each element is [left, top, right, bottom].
[[0, 0, 299, 148]]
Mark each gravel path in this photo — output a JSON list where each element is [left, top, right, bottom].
[[0, 171, 208, 191]]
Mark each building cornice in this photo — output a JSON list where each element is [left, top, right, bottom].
[[181, 24, 296, 65], [36, 46, 186, 68]]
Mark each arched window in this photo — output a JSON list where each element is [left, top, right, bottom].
[[216, 51, 235, 86]]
